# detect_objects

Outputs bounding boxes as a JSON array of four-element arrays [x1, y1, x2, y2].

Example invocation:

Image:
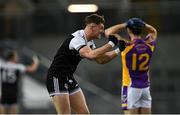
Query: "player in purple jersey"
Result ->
[[105, 18, 157, 114]]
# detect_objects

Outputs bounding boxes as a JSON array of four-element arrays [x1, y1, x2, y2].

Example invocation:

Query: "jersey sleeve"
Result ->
[[69, 37, 86, 51], [17, 64, 26, 72]]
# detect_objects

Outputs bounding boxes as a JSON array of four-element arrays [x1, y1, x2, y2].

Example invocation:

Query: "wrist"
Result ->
[[108, 41, 115, 47], [114, 48, 120, 55]]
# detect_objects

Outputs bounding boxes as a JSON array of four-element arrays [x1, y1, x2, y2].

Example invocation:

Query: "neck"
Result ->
[[129, 34, 141, 41], [84, 27, 92, 41]]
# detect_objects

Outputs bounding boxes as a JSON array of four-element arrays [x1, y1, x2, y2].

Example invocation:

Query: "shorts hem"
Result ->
[[128, 106, 151, 109], [49, 92, 69, 97], [69, 88, 81, 95]]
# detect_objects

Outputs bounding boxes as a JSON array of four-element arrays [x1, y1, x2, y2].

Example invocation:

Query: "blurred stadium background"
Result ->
[[0, 0, 180, 114]]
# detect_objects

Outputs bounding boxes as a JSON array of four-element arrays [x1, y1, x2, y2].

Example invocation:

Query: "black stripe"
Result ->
[[78, 45, 86, 52]]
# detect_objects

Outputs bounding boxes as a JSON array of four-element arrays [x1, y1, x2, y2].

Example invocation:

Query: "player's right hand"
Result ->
[[108, 35, 118, 45]]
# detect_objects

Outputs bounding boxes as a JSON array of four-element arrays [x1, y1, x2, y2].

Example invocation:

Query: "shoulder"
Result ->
[[70, 36, 85, 44], [69, 30, 86, 51], [14, 63, 26, 72], [144, 34, 157, 45], [71, 30, 86, 42], [6, 62, 26, 72]]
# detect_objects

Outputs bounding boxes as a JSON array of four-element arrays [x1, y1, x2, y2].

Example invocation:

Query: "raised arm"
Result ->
[[79, 36, 118, 60], [145, 24, 157, 42], [80, 35, 122, 64], [105, 23, 129, 42], [26, 56, 40, 73], [94, 35, 128, 64], [105, 23, 127, 37], [94, 48, 120, 64]]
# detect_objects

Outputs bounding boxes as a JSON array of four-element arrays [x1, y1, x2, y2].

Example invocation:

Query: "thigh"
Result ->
[[0, 104, 18, 114], [140, 108, 151, 114], [127, 87, 142, 110], [52, 94, 71, 114], [8, 105, 18, 114], [129, 108, 140, 114], [68, 74, 81, 95], [0, 106, 6, 114], [69, 89, 89, 114], [141, 87, 152, 108], [0, 96, 18, 114], [46, 74, 69, 96]]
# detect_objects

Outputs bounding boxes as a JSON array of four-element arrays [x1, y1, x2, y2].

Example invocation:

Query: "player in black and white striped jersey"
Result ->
[[0, 50, 39, 114], [46, 14, 121, 114]]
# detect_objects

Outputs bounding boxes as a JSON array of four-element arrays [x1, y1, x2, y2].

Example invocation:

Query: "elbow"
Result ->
[[96, 59, 106, 64], [152, 28, 158, 38], [87, 52, 99, 60], [26, 65, 38, 73], [154, 28, 157, 35], [95, 57, 111, 64], [151, 25, 157, 34], [105, 30, 113, 37], [26, 68, 36, 73], [99, 61, 107, 64]]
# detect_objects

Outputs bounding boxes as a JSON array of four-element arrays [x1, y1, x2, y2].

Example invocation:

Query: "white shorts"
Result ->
[[127, 87, 152, 109]]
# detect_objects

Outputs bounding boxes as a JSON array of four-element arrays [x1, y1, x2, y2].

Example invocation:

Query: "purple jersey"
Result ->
[[121, 37, 155, 88]]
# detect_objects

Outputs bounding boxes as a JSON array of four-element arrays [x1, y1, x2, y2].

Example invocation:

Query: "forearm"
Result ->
[[105, 23, 127, 37], [26, 56, 39, 72], [80, 36, 119, 60], [95, 49, 119, 64], [90, 43, 113, 59]]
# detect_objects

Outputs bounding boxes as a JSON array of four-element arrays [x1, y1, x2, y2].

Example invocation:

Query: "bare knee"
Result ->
[[129, 108, 139, 114], [71, 101, 90, 114], [58, 109, 71, 114], [140, 108, 151, 114], [74, 107, 90, 114]]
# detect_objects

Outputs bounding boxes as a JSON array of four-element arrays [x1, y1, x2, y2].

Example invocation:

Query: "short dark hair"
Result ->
[[85, 14, 105, 25], [126, 18, 145, 35], [4, 50, 16, 61]]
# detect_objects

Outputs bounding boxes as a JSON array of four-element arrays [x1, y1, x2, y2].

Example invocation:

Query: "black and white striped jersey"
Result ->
[[48, 30, 96, 75], [0, 60, 26, 98]]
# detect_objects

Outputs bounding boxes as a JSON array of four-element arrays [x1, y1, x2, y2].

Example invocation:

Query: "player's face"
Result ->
[[91, 23, 104, 39]]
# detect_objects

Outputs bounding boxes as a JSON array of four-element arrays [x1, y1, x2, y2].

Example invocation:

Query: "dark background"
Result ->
[[0, 0, 180, 114]]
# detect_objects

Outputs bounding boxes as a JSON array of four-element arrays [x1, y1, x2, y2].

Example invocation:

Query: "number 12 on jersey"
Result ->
[[132, 53, 150, 71]]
